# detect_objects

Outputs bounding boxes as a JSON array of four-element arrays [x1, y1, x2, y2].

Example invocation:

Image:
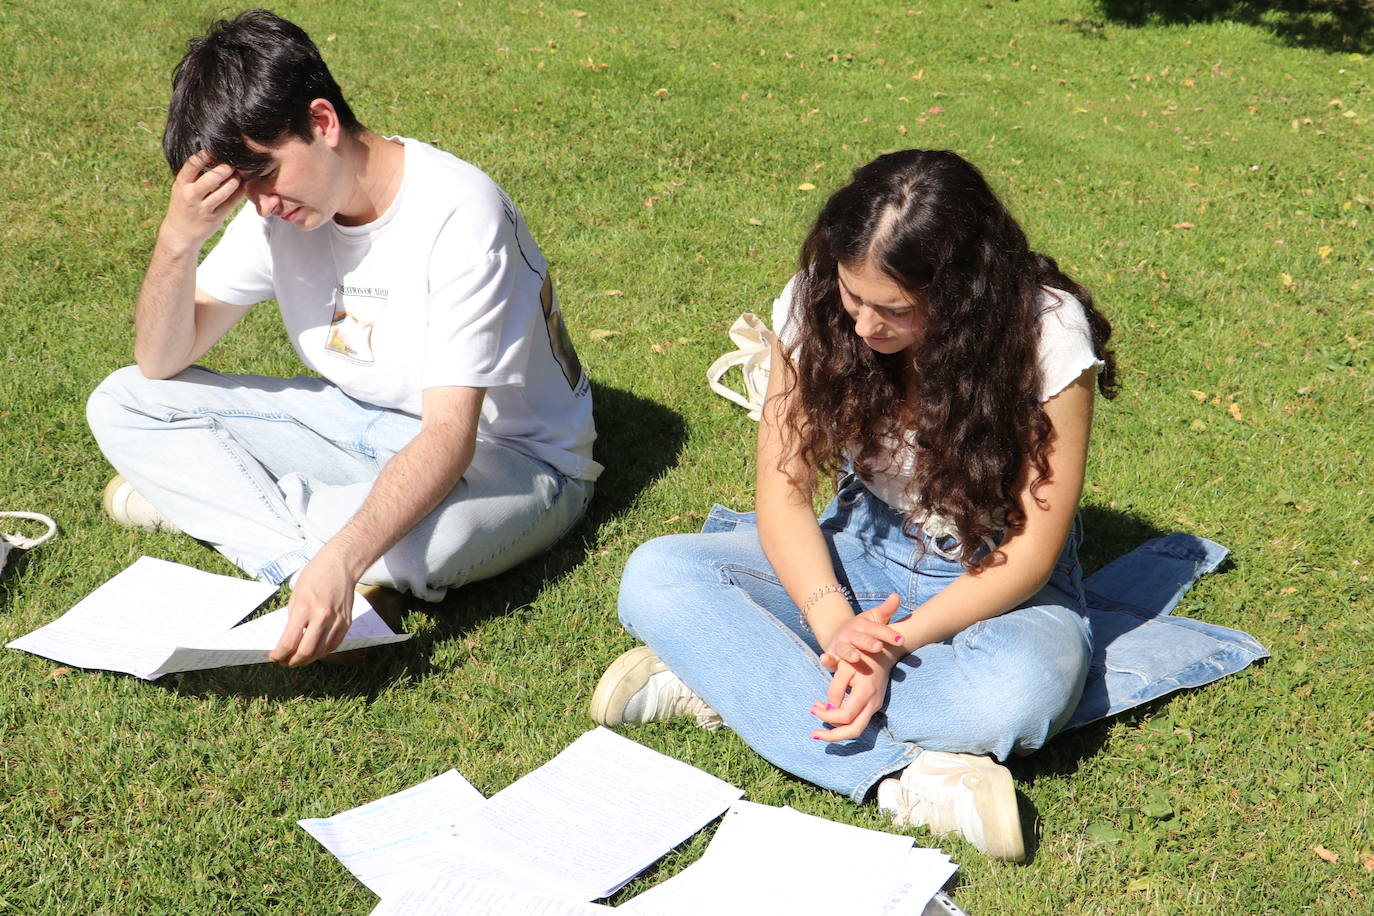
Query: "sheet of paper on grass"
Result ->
[[6, 555, 408, 679], [440, 727, 744, 901], [299, 770, 489, 898], [368, 875, 616, 916], [620, 800, 957, 916]]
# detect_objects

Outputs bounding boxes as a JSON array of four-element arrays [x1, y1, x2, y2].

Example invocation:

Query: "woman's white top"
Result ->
[[771, 278, 1104, 533]]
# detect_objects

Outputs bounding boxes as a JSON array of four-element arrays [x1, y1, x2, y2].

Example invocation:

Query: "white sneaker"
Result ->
[[102, 475, 180, 533], [589, 645, 722, 730], [877, 750, 1025, 861]]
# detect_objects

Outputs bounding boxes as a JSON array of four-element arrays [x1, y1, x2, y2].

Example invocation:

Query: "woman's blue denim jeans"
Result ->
[[617, 475, 1093, 802], [86, 365, 592, 600]]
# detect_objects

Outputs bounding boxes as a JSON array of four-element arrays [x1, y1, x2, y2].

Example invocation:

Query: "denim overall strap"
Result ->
[[1064, 533, 1269, 730]]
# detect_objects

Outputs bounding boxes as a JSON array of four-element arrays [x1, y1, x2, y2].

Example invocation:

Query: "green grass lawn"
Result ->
[[1, 0, 1371, 912]]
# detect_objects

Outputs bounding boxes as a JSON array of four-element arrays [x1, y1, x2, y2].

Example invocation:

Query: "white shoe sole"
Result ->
[[954, 753, 1024, 862], [588, 645, 663, 727], [101, 475, 180, 533], [879, 753, 1025, 862]]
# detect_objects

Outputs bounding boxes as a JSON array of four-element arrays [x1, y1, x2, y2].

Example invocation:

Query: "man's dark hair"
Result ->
[[162, 9, 361, 173]]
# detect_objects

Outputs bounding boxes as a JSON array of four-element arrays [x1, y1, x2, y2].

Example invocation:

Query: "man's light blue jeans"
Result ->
[[617, 474, 1093, 802], [87, 366, 592, 600]]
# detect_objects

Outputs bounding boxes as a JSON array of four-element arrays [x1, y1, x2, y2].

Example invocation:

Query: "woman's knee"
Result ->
[[932, 606, 1090, 753], [617, 534, 725, 634]]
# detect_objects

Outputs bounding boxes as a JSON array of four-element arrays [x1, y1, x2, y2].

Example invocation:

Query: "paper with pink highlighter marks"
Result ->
[[6, 556, 408, 679], [299, 770, 491, 898]]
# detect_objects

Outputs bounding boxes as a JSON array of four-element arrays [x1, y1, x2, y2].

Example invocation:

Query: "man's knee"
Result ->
[[86, 365, 149, 439]]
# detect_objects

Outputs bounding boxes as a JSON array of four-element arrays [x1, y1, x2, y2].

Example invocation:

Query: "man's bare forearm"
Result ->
[[135, 152, 247, 379], [319, 421, 477, 579], [134, 235, 201, 378]]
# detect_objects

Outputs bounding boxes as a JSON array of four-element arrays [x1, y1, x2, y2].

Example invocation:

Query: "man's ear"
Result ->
[[307, 98, 342, 146]]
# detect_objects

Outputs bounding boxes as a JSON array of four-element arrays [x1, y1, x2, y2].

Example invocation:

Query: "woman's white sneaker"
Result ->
[[877, 750, 1025, 862], [589, 645, 722, 729]]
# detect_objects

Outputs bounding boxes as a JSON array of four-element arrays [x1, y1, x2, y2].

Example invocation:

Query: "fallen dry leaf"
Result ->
[[1362, 854, 1374, 873], [1228, 402, 1242, 421], [747, 217, 764, 226], [1173, 222, 1194, 229], [650, 343, 663, 353], [49, 667, 71, 679], [1281, 273, 1295, 287], [1318, 245, 1333, 260], [602, 289, 624, 297], [797, 182, 816, 191], [588, 329, 619, 340], [1189, 389, 1207, 402], [653, 87, 668, 97], [1282, 586, 1298, 595], [1313, 845, 1340, 864]]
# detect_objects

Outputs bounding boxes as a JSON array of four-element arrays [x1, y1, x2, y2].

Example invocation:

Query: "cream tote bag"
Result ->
[[705, 312, 777, 422]]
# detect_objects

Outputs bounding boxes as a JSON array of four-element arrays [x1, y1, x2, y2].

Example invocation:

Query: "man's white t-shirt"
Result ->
[[771, 275, 1103, 518], [197, 137, 600, 482]]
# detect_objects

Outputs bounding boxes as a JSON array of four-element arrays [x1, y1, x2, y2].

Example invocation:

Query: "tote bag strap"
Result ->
[[0, 512, 58, 550], [706, 312, 777, 422]]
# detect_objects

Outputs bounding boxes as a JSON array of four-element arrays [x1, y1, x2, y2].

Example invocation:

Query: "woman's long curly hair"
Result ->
[[781, 149, 1117, 567]]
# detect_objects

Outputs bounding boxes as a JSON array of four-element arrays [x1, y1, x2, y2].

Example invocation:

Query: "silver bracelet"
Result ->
[[798, 583, 852, 631]]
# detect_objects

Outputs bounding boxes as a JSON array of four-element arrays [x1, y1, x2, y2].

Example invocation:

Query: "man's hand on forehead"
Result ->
[[160, 149, 246, 249]]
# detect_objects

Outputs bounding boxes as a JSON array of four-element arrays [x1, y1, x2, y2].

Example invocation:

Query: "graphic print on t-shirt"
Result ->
[[539, 274, 584, 392], [324, 284, 389, 365]]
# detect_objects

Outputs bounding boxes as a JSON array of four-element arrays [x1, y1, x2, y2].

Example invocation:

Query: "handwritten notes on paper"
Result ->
[[300, 729, 960, 914], [6, 556, 409, 678], [299, 770, 488, 898], [301, 728, 742, 906], [369, 876, 616, 916], [443, 728, 745, 901], [620, 800, 958, 915]]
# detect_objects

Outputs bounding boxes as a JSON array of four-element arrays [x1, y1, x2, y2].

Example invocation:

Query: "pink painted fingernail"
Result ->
[[826, 703, 835, 710], [894, 634, 903, 644]]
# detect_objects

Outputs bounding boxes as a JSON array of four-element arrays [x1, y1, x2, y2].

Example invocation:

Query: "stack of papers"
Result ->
[[621, 801, 957, 915], [6, 556, 410, 678], [298, 728, 960, 915], [300, 728, 743, 906]]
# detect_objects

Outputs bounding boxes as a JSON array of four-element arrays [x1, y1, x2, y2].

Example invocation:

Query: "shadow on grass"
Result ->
[[1090, 0, 1374, 53], [165, 382, 687, 701], [0, 550, 37, 614]]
